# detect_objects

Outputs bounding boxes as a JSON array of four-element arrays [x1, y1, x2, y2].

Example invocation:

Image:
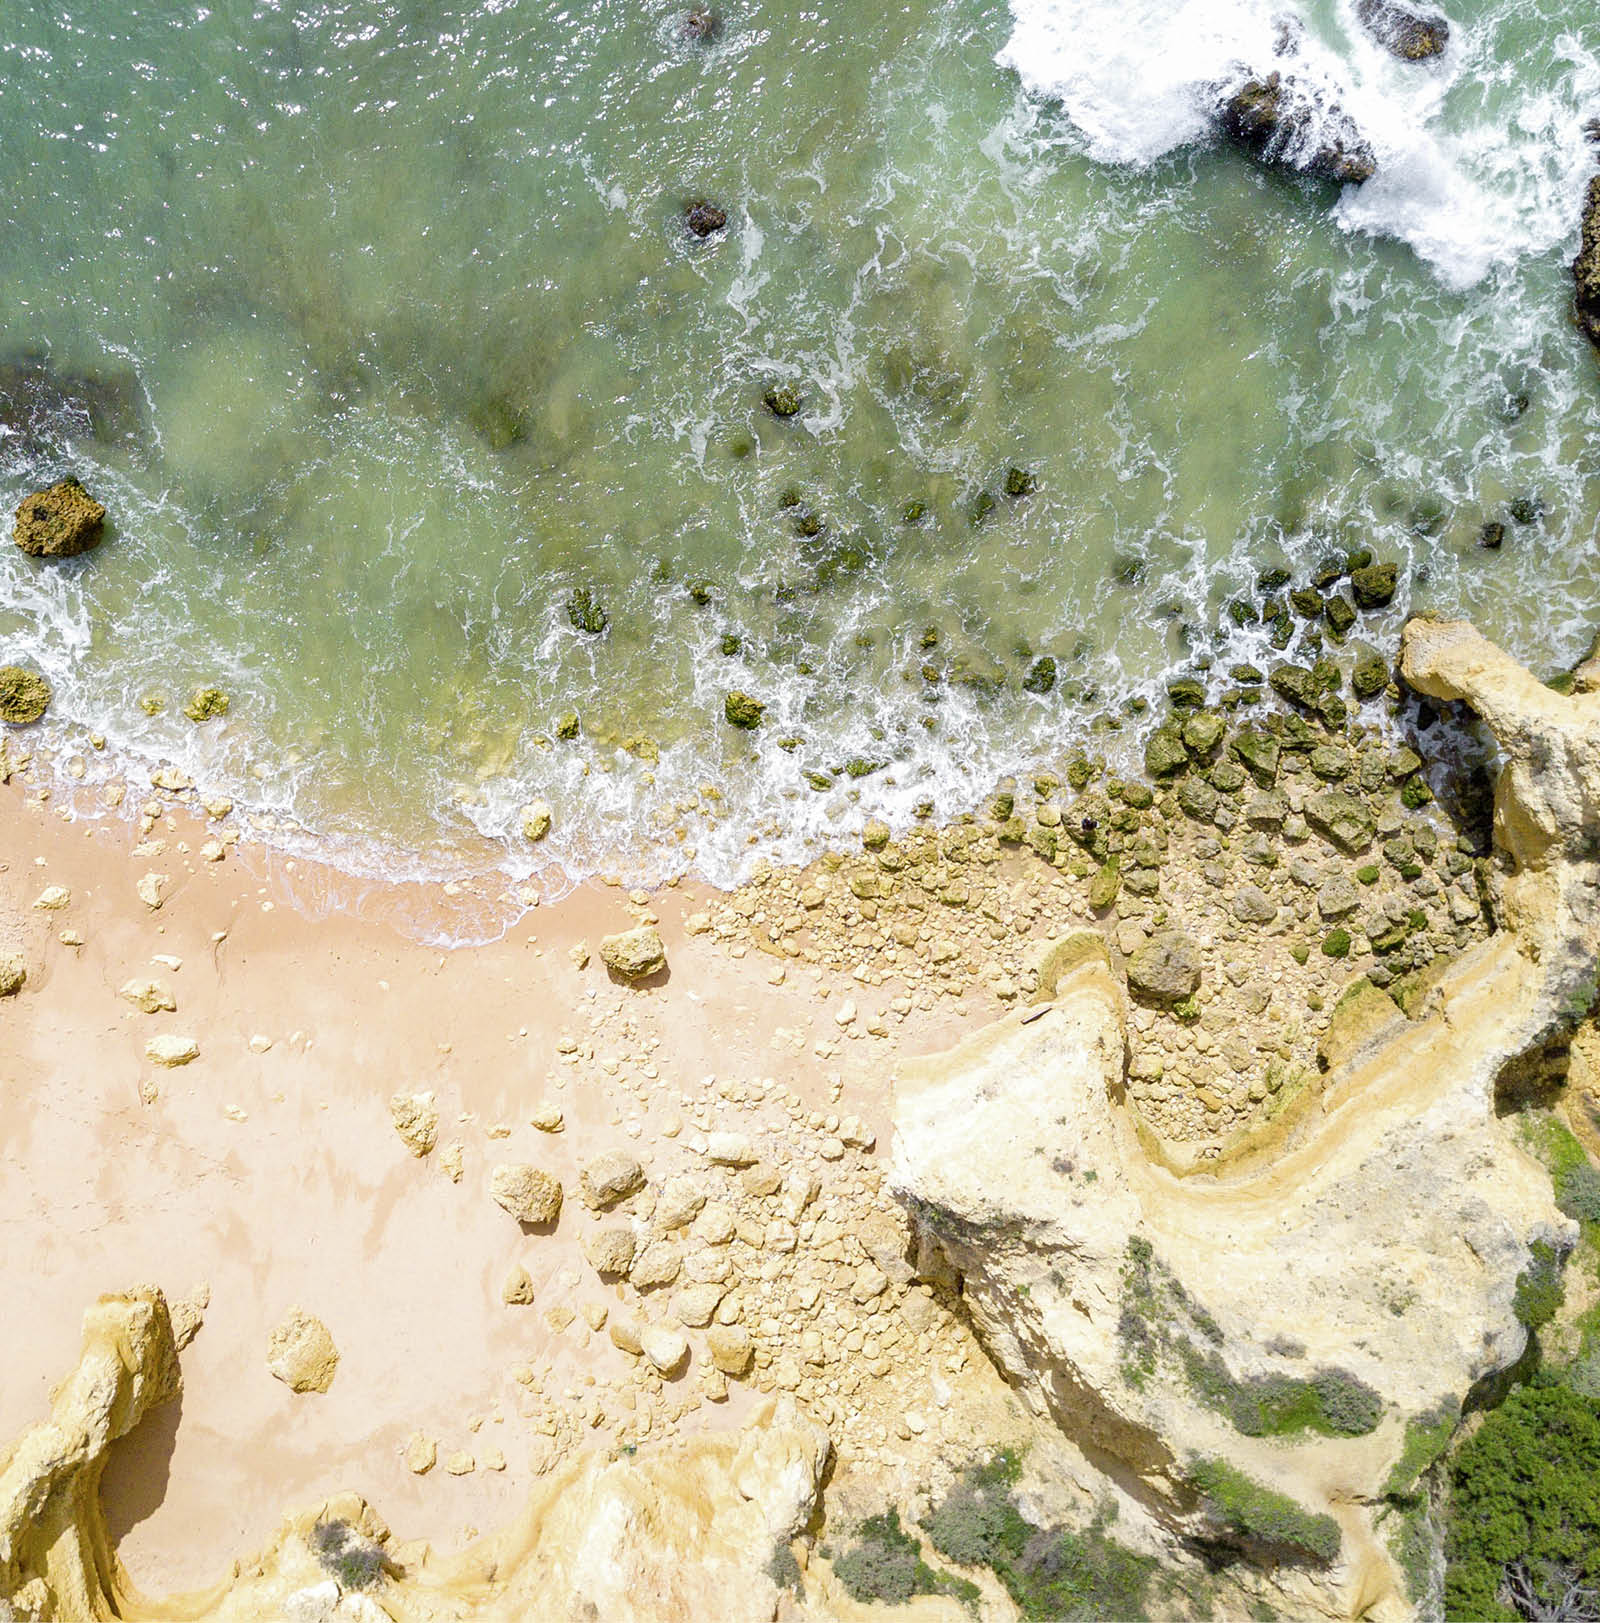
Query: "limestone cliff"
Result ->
[[892, 619, 1600, 1619]]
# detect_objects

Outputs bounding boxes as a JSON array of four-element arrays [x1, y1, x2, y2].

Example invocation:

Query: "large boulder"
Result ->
[[13, 476, 105, 558], [1576, 173, 1600, 353], [1356, 0, 1449, 59], [1217, 73, 1376, 185], [599, 925, 667, 981]]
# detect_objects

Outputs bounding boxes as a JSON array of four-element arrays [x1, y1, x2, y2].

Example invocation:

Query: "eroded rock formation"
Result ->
[[1575, 174, 1600, 352], [892, 618, 1600, 1619]]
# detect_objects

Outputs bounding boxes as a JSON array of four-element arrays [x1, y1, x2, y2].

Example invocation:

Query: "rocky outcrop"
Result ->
[[13, 477, 105, 559], [2, 1298, 828, 1623], [892, 619, 1599, 1618], [0, 667, 51, 725], [1356, 0, 1449, 60], [0, 1288, 180, 1621], [0, 357, 143, 460], [1575, 174, 1600, 352], [1217, 73, 1377, 186]]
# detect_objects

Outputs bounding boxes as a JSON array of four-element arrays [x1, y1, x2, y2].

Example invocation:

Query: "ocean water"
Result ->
[[0, 0, 1596, 898]]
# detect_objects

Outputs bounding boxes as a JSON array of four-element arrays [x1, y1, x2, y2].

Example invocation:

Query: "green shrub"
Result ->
[[924, 1454, 1155, 1621], [833, 1508, 977, 1608], [767, 1542, 802, 1593], [1187, 1458, 1341, 1565], [1444, 1378, 1600, 1621], [1513, 1240, 1567, 1331], [1181, 1348, 1382, 1438], [309, 1519, 386, 1590], [1383, 1399, 1458, 1504]]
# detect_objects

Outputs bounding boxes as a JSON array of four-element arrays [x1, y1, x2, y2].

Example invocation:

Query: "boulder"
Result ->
[[599, 924, 667, 981], [1356, 0, 1448, 59], [520, 800, 552, 842], [640, 1325, 689, 1375], [684, 200, 726, 237], [1350, 561, 1397, 608], [390, 1091, 439, 1157], [1576, 174, 1600, 353], [265, 1307, 338, 1394], [1125, 930, 1202, 1003], [706, 1323, 753, 1375], [13, 476, 105, 558], [0, 666, 50, 725], [489, 1163, 563, 1225], [581, 1149, 645, 1209], [723, 690, 765, 729], [1305, 789, 1374, 853], [183, 687, 229, 722], [1217, 73, 1376, 186], [583, 1225, 637, 1277]]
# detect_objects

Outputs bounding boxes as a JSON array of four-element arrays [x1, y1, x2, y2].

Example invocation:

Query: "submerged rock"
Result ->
[[1356, 0, 1448, 59], [682, 6, 721, 39], [0, 665, 51, 724], [1575, 174, 1600, 352], [566, 586, 609, 635], [13, 476, 105, 558], [684, 199, 727, 238], [761, 383, 801, 418], [0, 356, 143, 458], [1217, 73, 1376, 185]]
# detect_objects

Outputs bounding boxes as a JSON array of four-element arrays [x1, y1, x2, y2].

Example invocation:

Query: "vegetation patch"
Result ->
[[1444, 1376, 1600, 1621], [832, 1507, 980, 1609], [1513, 1239, 1568, 1332], [923, 1451, 1156, 1621], [1180, 1348, 1382, 1438], [1383, 1399, 1459, 1504], [1187, 1457, 1341, 1566], [309, 1518, 386, 1590]]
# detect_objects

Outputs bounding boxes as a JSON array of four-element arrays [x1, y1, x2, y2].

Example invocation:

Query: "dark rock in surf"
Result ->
[[0, 356, 143, 460], [14, 476, 105, 558], [1356, 0, 1449, 61], [1574, 175, 1600, 352], [1217, 73, 1376, 186], [685, 200, 727, 238], [683, 8, 721, 41]]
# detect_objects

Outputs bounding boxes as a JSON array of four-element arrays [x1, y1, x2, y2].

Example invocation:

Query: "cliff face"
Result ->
[[892, 619, 1600, 1619]]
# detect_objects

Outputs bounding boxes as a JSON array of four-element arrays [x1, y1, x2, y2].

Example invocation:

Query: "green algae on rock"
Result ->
[[0, 665, 51, 724], [183, 686, 230, 722], [724, 690, 765, 728], [13, 476, 105, 558]]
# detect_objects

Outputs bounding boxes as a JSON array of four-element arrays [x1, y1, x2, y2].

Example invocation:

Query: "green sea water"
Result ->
[[0, 0, 1595, 898]]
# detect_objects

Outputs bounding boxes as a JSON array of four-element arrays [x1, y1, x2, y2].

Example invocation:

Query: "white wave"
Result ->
[[998, 0, 1600, 288]]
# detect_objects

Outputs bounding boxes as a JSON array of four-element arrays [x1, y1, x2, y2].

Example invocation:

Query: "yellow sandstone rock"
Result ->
[[265, 1308, 339, 1394]]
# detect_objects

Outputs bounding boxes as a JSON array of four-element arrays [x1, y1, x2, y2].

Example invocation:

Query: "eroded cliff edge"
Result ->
[[2, 616, 1597, 1623]]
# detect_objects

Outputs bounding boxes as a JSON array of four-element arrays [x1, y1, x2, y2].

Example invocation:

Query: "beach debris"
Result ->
[[488, 1162, 563, 1225], [0, 666, 51, 725], [266, 1307, 339, 1394], [390, 1091, 439, 1157], [13, 476, 105, 558], [599, 924, 667, 981]]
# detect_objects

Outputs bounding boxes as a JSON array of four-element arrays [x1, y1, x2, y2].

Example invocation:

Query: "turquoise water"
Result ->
[[0, 0, 1596, 893]]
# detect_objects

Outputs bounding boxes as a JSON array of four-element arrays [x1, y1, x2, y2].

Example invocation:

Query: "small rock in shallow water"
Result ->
[[0, 666, 51, 725], [684, 199, 727, 237]]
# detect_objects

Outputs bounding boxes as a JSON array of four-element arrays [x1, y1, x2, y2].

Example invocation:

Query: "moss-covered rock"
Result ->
[[724, 690, 766, 728], [762, 383, 801, 418], [1350, 561, 1398, 608], [566, 586, 608, 634], [1144, 726, 1188, 779], [1325, 594, 1357, 636], [0, 665, 51, 724], [13, 476, 105, 558], [1002, 465, 1036, 497], [184, 686, 229, 723], [1181, 709, 1226, 758], [1351, 645, 1389, 699], [1230, 727, 1280, 784], [1269, 664, 1319, 710], [1021, 655, 1056, 695], [1305, 789, 1374, 854], [555, 710, 580, 739]]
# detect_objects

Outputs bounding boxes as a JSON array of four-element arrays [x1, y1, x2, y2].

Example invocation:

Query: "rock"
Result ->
[[1576, 174, 1600, 353], [640, 1325, 689, 1375], [583, 1225, 638, 1276], [656, 1174, 707, 1229], [861, 818, 890, 851], [706, 1131, 756, 1166], [671, 1283, 724, 1327], [706, 1323, 753, 1375], [1352, 644, 1389, 699], [1125, 930, 1202, 1004], [1181, 710, 1226, 757], [1317, 874, 1361, 919], [404, 1432, 437, 1474], [265, 1308, 339, 1394], [136, 872, 168, 910], [0, 1288, 179, 1621], [566, 586, 608, 634], [1305, 789, 1374, 854], [1230, 884, 1277, 925], [723, 690, 765, 729], [520, 800, 552, 841], [684, 199, 727, 237], [32, 885, 70, 910], [120, 978, 175, 1014], [1356, 0, 1448, 59], [1350, 561, 1397, 608], [1217, 73, 1377, 185], [145, 1035, 198, 1067], [0, 359, 143, 459], [444, 1450, 475, 1475], [13, 476, 105, 558], [629, 1241, 682, 1289], [531, 1100, 564, 1132], [1021, 655, 1055, 694], [489, 1163, 564, 1226], [389, 1091, 439, 1157], [683, 7, 721, 40], [1230, 728, 1280, 784], [1318, 978, 1407, 1071], [183, 687, 229, 722], [1268, 663, 1319, 710], [581, 1149, 645, 1209], [599, 925, 667, 981], [439, 1141, 464, 1183], [762, 384, 801, 418], [0, 953, 24, 996], [502, 1266, 535, 1306], [0, 666, 50, 725], [609, 1317, 645, 1355], [1143, 726, 1188, 778]]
